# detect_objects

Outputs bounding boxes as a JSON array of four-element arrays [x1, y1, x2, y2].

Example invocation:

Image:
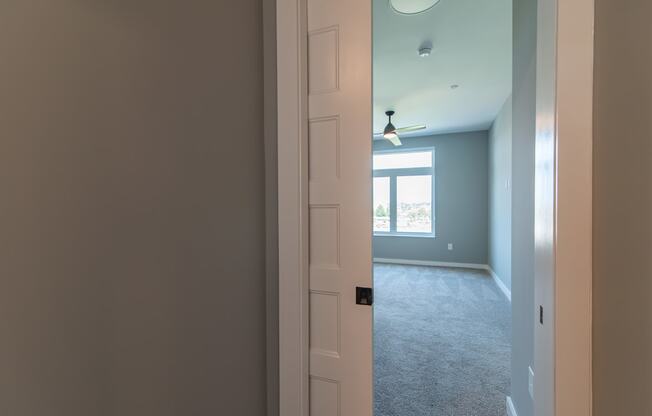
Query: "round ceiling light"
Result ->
[[390, 0, 442, 15]]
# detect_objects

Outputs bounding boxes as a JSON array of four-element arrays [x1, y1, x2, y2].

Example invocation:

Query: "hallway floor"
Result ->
[[374, 263, 511, 416]]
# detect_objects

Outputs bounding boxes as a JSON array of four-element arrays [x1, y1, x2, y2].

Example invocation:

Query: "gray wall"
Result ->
[[373, 132, 489, 265], [592, 0, 652, 414], [0, 2, 267, 415], [488, 96, 513, 290], [510, 0, 536, 414]]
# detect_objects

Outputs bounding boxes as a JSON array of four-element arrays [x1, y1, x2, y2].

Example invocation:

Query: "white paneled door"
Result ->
[[307, 0, 373, 415]]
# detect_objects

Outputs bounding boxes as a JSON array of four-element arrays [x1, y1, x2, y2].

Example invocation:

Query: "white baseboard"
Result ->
[[374, 258, 512, 302], [373, 257, 488, 270], [506, 396, 518, 416], [487, 266, 512, 302]]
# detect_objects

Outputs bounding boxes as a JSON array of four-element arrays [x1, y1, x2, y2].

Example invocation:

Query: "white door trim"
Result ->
[[534, 0, 594, 415], [276, 0, 594, 415], [277, 0, 309, 415]]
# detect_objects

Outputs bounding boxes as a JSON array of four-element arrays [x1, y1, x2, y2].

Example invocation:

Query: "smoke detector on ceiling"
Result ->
[[418, 41, 434, 57], [390, 0, 442, 15]]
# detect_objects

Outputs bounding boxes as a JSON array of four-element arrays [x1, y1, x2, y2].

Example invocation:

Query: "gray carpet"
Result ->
[[374, 264, 511, 416]]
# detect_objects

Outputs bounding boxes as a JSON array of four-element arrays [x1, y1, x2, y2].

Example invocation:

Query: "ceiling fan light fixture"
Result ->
[[390, 0, 441, 15], [383, 110, 397, 138], [383, 123, 396, 137], [374, 110, 423, 146]]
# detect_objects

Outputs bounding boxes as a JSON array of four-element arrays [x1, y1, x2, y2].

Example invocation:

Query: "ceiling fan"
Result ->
[[374, 110, 426, 146]]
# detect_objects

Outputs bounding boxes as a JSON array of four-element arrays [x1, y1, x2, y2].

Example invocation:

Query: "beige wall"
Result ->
[[593, 0, 652, 414], [0, 1, 267, 415]]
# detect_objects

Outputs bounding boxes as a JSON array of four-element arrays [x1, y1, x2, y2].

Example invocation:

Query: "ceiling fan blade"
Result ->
[[395, 125, 426, 133], [387, 134, 402, 146]]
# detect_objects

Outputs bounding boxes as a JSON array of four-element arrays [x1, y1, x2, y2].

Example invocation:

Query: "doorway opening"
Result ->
[[372, 0, 515, 414], [276, 0, 594, 413]]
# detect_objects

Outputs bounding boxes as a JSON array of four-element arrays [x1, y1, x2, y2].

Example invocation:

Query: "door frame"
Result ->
[[275, 0, 594, 415], [277, 1, 309, 415]]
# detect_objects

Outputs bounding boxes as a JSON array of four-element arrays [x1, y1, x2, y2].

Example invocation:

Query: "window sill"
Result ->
[[373, 233, 436, 239]]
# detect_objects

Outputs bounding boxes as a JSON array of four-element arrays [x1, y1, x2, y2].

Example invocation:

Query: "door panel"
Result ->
[[307, 0, 373, 415]]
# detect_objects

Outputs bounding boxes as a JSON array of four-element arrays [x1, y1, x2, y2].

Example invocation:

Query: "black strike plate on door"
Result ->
[[356, 287, 373, 306], [539, 305, 544, 324]]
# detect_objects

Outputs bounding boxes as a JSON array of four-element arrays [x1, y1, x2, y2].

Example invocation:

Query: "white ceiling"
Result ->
[[373, 0, 512, 137]]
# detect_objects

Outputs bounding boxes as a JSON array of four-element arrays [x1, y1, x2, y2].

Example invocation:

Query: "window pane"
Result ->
[[397, 175, 432, 233], [373, 151, 432, 170], [373, 177, 390, 232]]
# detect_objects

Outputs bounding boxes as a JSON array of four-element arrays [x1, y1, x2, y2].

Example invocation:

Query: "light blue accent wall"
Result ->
[[373, 131, 489, 265], [489, 95, 513, 290]]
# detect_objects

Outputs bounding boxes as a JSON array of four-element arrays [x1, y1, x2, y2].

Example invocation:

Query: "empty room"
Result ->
[[372, 0, 514, 414]]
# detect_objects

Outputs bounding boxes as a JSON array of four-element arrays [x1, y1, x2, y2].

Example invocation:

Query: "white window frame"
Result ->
[[373, 147, 436, 238]]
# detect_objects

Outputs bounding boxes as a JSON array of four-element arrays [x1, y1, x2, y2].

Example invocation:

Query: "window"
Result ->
[[397, 175, 432, 233], [373, 149, 435, 236], [373, 177, 390, 232]]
